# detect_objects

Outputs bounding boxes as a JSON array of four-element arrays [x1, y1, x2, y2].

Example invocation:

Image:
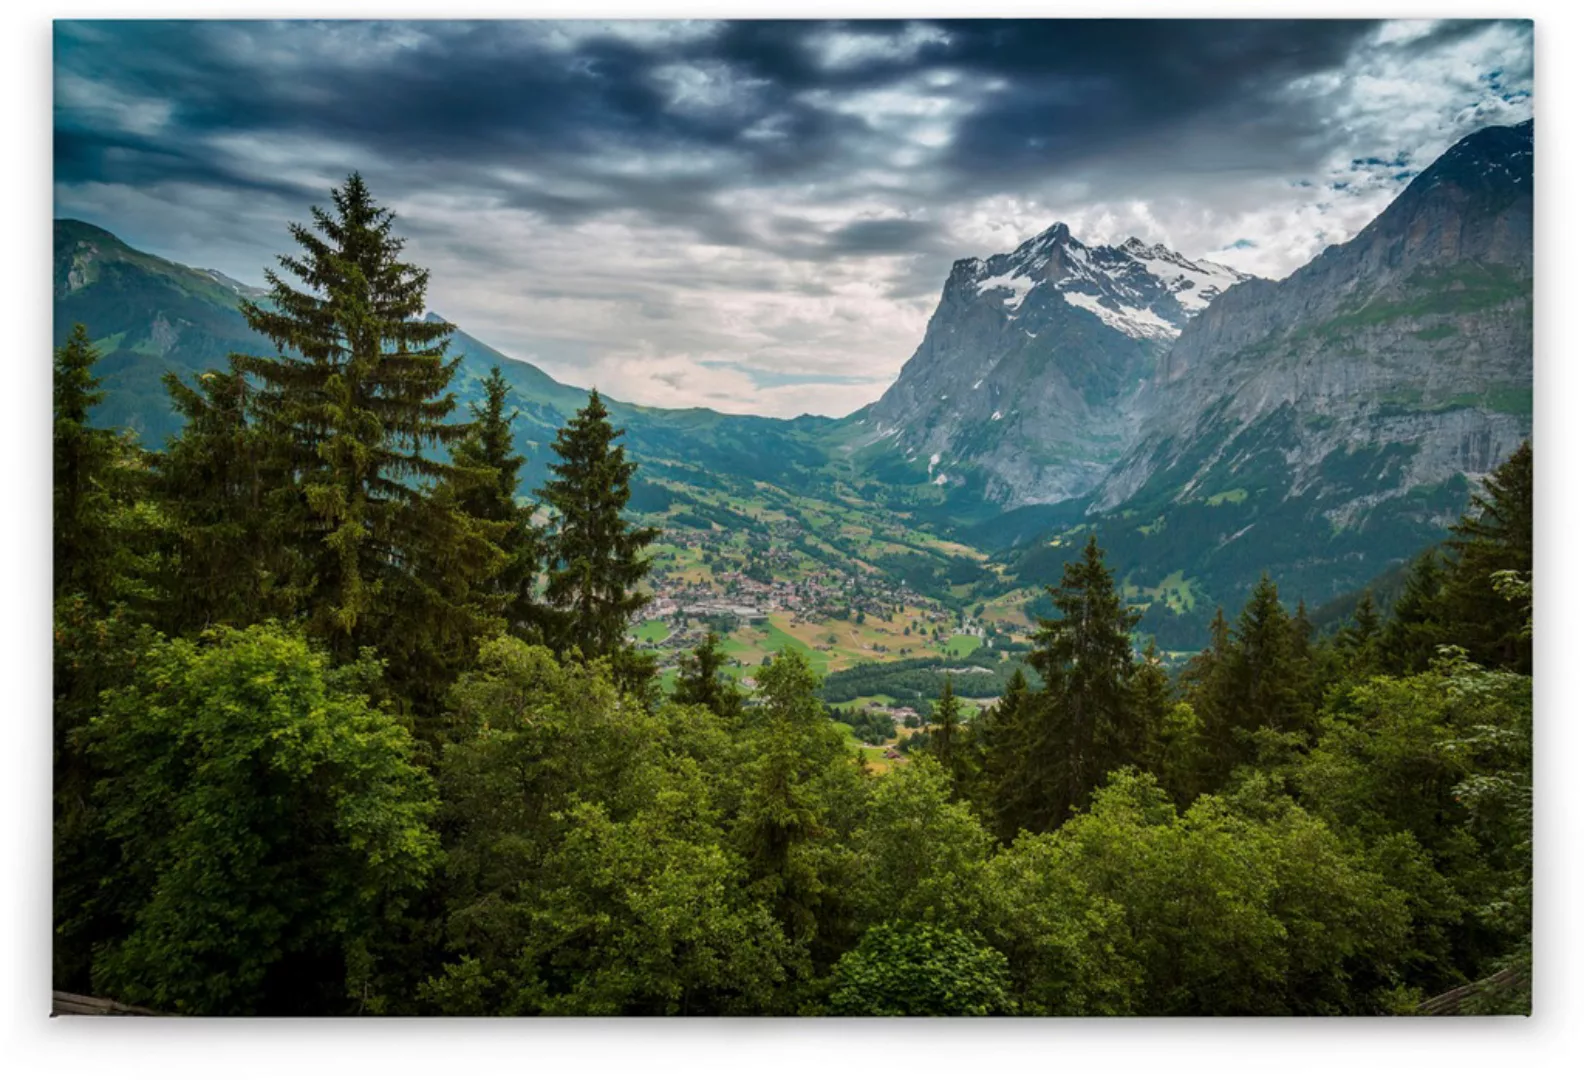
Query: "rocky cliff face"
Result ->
[[1001, 119, 1536, 646], [1095, 119, 1533, 526], [850, 223, 1250, 507]]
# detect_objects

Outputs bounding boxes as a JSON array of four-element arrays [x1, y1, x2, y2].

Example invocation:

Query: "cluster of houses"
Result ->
[[638, 553, 950, 638], [629, 513, 1029, 672]]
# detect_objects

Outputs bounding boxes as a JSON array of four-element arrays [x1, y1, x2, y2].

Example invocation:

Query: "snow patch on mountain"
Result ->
[[976, 271, 1036, 311], [1117, 238, 1247, 315], [1063, 290, 1178, 342], [957, 222, 1255, 342]]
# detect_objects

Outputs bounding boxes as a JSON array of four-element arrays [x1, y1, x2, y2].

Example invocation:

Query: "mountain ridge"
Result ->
[[844, 222, 1255, 510]]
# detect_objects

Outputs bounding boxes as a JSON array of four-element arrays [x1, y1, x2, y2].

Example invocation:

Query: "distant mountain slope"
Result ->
[[846, 223, 1252, 509], [54, 219, 272, 445], [52, 219, 842, 496], [1007, 119, 1533, 646]]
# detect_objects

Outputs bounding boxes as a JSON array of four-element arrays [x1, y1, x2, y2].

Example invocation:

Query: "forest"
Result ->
[[53, 175, 1532, 1016]]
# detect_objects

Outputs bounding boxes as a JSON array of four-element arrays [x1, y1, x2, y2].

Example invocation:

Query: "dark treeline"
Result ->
[[53, 175, 1531, 1016], [819, 649, 1027, 705]]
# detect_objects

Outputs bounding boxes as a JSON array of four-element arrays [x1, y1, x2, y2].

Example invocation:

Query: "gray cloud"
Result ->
[[54, 18, 1533, 417]]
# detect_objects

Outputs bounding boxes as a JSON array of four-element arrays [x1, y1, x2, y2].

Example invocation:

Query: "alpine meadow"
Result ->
[[50, 18, 1534, 1017]]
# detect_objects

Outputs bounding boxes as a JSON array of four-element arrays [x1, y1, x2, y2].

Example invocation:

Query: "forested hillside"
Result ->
[[53, 175, 1531, 1016]]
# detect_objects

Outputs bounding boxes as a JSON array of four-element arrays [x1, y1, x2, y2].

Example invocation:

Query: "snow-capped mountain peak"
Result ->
[[956, 224, 1254, 341]]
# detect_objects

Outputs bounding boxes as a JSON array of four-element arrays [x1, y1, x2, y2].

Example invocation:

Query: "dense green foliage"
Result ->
[[51, 177, 1531, 1016], [82, 625, 438, 1015], [828, 923, 1012, 1016]]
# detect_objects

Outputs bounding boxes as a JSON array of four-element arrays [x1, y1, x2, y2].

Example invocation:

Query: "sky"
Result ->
[[53, 18, 1534, 418]]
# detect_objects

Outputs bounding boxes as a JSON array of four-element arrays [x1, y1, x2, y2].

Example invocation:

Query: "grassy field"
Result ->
[[1122, 569, 1199, 615], [633, 619, 671, 645], [978, 587, 1041, 630], [761, 618, 830, 675], [828, 694, 899, 709], [944, 633, 983, 658]]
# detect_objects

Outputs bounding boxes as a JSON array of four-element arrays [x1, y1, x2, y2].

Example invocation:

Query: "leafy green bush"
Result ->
[[828, 923, 1013, 1016], [83, 624, 439, 1015]]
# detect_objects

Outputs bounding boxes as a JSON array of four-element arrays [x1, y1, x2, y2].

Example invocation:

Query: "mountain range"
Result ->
[[52, 119, 1533, 648]]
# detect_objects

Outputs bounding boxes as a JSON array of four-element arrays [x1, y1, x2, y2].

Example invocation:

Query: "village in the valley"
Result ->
[[623, 500, 1039, 764]]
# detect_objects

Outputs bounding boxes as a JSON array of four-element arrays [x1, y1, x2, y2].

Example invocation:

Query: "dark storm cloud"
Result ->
[[54, 18, 1438, 255], [53, 18, 1534, 416], [57, 20, 854, 230], [932, 20, 1377, 177], [823, 218, 944, 256]]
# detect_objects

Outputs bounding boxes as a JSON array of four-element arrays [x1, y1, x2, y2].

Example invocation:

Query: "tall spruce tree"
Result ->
[[232, 173, 504, 701], [1129, 639, 1172, 777], [153, 366, 278, 633], [1291, 599, 1314, 664], [54, 324, 109, 607], [1337, 593, 1384, 675], [739, 651, 828, 948], [1379, 550, 1449, 675], [978, 666, 1034, 842], [673, 631, 744, 718], [451, 365, 542, 639], [1180, 606, 1238, 792], [928, 676, 969, 798], [536, 389, 660, 689], [1438, 441, 1533, 673], [54, 324, 151, 611], [1226, 574, 1311, 741], [53, 324, 159, 992], [1019, 535, 1141, 831]]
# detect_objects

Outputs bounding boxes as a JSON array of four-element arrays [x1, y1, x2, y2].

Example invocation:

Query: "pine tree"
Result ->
[[153, 366, 278, 633], [1291, 599, 1314, 663], [1344, 593, 1382, 644], [52, 324, 159, 990], [1129, 638, 1172, 776], [978, 666, 1034, 842], [536, 389, 660, 689], [1289, 597, 1326, 717], [1438, 442, 1532, 673], [232, 173, 504, 701], [1019, 535, 1141, 830], [739, 652, 828, 946], [1379, 550, 1448, 674], [451, 366, 542, 639], [1181, 606, 1238, 791], [1226, 574, 1310, 739], [54, 324, 151, 610], [673, 631, 744, 718], [928, 676, 972, 797], [1336, 593, 1384, 674]]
